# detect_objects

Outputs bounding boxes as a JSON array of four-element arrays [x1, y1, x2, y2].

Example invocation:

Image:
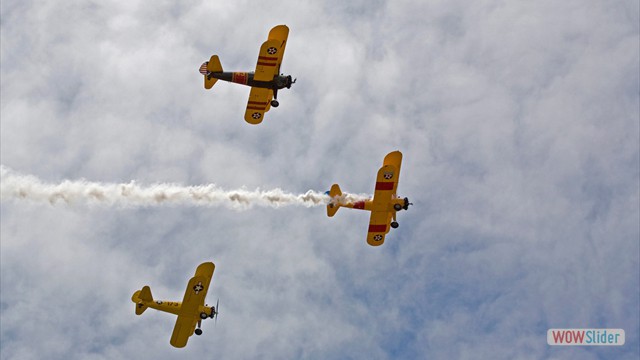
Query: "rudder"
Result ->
[[131, 286, 153, 315], [203, 55, 223, 89], [327, 184, 342, 217]]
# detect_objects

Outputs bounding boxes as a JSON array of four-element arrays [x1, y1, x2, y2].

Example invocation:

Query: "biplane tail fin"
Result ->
[[132, 285, 153, 315], [202, 55, 223, 89], [326, 184, 342, 217]]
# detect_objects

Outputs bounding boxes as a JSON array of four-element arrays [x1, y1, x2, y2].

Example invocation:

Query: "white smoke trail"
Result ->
[[0, 166, 368, 210]]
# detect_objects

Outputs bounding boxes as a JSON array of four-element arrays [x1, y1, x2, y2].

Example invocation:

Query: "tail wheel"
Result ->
[[195, 329, 203, 336], [391, 221, 399, 229]]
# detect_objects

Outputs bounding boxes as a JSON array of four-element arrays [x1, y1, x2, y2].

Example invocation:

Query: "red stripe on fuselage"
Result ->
[[375, 182, 394, 191], [352, 201, 365, 209], [232, 72, 248, 84], [368, 224, 387, 233]]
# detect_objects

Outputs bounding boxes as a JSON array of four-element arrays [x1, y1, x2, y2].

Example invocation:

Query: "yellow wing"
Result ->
[[253, 25, 289, 81], [170, 315, 198, 348], [366, 151, 403, 246], [267, 25, 289, 75], [367, 211, 392, 246], [381, 151, 402, 193], [169, 262, 215, 348], [254, 39, 281, 81], [371, 164, 398, 208], [244, 87, 273, 125]]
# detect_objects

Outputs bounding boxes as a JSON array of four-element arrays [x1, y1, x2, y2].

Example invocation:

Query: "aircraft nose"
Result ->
[[403, 197, 412, 210]]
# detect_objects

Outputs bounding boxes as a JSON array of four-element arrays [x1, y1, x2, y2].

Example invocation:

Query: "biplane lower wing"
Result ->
[[244, 87, 273, 124], [170, 315, 198, 348]]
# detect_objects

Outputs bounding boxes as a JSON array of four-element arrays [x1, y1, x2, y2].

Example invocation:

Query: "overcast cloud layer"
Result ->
[[1, 1, 639, 359]]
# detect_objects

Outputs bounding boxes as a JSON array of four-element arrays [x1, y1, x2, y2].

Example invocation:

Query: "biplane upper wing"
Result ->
[[244, 87, 273, 124], [267, 25, 289, 75], [253, 25, 289, 81], [381, 151, 402, 193], [169, 262, 215, 348], [366, 151, 403, 246], [253, 39, 281, 81]]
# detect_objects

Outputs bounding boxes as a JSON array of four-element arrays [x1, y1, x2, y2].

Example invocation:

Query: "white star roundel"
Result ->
[[383, 172, 394, 180], [193, 282, 204, 294], [373, 234, 383, 241], [252, 112, 262, 119], [267, 47, 277, 55]]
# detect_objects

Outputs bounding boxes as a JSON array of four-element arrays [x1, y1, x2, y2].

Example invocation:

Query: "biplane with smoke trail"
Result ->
[[199, 24, 295, 125], [326, 151, 412, 246], [131, 262, 219, 348]]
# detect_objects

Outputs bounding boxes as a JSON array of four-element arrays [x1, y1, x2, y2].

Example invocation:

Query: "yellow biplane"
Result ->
[[327, 151, 412, 246], [131, 262, 219, 348], [199, 24, 295, 125]]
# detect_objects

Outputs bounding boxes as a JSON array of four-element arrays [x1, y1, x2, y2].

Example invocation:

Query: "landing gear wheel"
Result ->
[[391, 221, 399, 229], [394, 204, 402, 211], [200, 312, 208, 319], [195, 329, 203, 336], [270, 100, 279, 107]]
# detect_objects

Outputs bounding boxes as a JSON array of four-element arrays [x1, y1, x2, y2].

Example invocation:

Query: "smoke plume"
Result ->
[[0, 166, 367, 210]]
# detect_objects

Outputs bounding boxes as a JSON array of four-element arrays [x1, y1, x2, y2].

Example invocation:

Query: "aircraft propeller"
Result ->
[[213, 298, 220, 326], [403, 197, 413, 211]]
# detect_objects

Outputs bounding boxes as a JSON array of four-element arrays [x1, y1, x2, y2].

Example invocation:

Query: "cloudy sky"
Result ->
[[1, 0, 638, 359]]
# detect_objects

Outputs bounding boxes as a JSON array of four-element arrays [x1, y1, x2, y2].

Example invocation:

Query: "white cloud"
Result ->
[[1, 0, 638, 359]]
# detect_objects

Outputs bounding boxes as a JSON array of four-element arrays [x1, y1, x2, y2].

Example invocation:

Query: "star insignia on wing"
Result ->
[[193, 282, 204, 294]]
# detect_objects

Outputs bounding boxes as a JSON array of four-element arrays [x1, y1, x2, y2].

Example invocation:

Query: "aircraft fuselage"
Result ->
[[209, 72, 294, 91], [336, 196, 411, 213], [140, 299, 215, 317]]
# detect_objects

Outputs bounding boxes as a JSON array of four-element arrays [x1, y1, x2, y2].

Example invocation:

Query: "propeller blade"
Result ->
[[215, 298, 220, 326]]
